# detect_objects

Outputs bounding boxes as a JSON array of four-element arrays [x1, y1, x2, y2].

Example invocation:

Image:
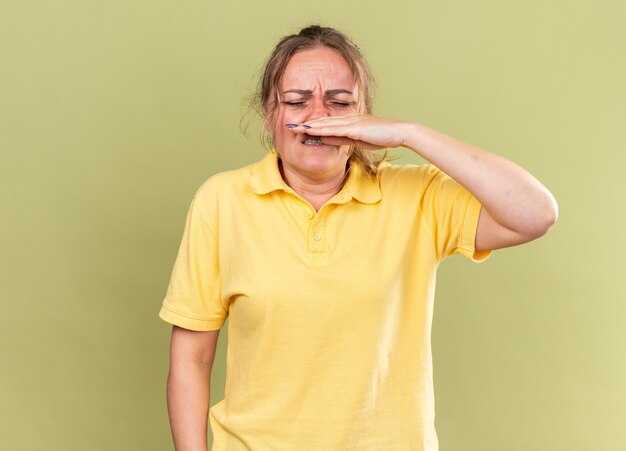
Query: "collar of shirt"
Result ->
[[248, 151, 382, 205]]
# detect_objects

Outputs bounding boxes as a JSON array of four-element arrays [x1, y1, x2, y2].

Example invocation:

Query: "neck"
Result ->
[[279, 161, 348, 211]]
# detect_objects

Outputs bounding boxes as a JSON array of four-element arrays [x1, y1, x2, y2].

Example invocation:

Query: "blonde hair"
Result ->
[[247, 25, 386, 175]]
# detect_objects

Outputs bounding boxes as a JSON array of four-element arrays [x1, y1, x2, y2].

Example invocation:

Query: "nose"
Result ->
[[307, 96, 330, 120]]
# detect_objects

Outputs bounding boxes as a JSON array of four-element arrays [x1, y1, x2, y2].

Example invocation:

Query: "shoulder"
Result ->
[[193, 160, 257, 202], [188, 159, 259, 221]]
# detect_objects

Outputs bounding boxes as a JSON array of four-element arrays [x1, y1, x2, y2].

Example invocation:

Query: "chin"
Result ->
[[296, 149, 345, 173]]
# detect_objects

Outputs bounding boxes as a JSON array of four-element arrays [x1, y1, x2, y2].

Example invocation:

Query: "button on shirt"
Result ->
[[159, 151, 492, 450]]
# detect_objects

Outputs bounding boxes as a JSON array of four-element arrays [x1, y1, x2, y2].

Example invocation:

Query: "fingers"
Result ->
[[285, 122, 364, 140], [316, 135, 352, 146], [285, 114, 366, 134], [283, 114, 390, 150], [318, 136, 385, 150], [305, 114, 361, 128]]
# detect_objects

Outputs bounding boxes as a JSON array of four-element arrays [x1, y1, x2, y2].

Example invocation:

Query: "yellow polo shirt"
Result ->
[[159, 151, 492, 451]]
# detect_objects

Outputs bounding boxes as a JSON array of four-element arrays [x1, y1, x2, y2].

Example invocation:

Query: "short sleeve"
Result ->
[[158, 195, 228, 331], [419, 165, 492, 263]]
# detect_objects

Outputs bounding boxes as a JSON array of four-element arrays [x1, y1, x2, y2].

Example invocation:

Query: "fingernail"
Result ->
[[302, 124, 312, 129], [285, 123, 299, 128]]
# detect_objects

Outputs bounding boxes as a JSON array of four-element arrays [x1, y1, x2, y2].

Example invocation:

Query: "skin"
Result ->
[[166, 44, 559, 451], [167, 326, 220, 451]]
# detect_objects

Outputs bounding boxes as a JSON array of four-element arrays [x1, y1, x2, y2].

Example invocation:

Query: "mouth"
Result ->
[[301, 133, 324, 145]]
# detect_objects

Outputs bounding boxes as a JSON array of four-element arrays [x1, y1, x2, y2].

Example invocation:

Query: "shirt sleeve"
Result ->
[[418, 165, 493, 263], [158, 194, 228, 331]]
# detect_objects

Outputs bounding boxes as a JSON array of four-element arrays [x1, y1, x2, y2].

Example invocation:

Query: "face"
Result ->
[[266, 46, 358, 180]]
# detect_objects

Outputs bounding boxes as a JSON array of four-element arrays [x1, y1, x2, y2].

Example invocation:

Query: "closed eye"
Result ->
[[281, 100, 354, 107]]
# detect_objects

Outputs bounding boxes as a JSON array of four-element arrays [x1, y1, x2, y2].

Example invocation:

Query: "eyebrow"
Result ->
[[282, 89, 354, 96]]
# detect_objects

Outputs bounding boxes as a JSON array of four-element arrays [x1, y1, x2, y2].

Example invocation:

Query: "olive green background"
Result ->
[[1, 0, 624, 450]]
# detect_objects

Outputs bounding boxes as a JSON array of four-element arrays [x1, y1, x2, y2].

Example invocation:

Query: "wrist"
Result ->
[[400, 121, 421, 152]]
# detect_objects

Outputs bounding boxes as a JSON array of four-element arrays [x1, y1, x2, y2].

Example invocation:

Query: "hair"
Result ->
[[246, 25, 387, 176]]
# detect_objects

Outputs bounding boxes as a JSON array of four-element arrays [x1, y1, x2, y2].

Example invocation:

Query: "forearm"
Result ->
[[402, 122, 558, 236], [167, 361, 212, 451]]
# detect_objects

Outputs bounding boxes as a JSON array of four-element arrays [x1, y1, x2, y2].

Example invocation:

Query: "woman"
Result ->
[[159, 25, 558, 451]]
